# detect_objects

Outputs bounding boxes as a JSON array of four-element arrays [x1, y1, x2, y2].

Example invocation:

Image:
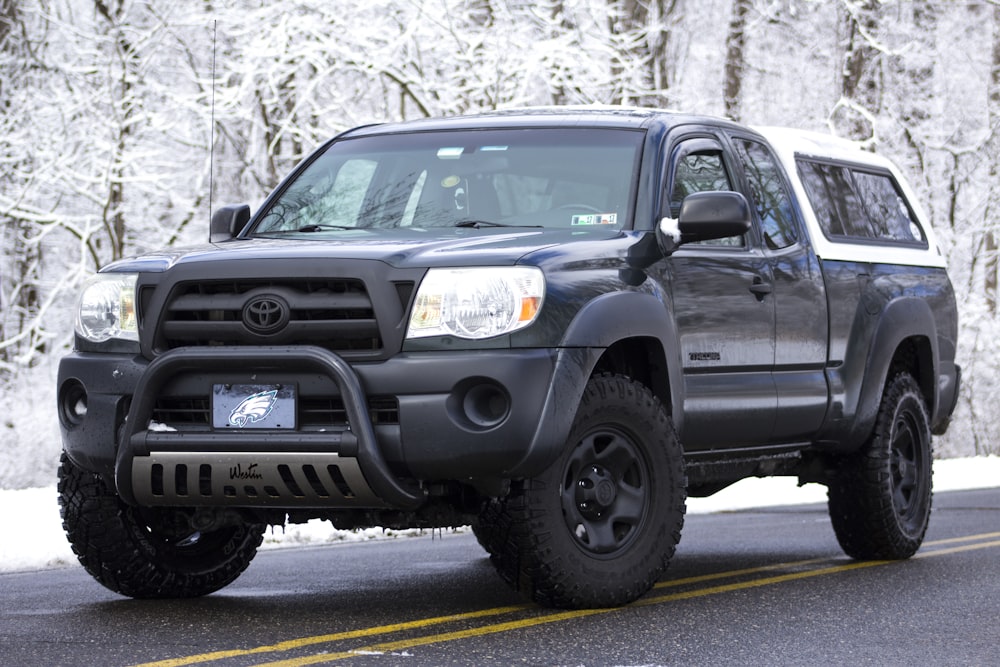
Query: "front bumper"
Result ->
[[58, 344, 594, 509]]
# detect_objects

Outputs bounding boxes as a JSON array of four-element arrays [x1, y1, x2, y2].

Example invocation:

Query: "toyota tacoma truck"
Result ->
[[57, 107, 960, 609]]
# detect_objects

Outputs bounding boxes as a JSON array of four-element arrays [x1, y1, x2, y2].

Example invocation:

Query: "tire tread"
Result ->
[[58, 453, 263, 598]]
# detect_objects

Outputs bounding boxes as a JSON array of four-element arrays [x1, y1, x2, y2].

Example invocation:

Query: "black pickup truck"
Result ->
[[57, 108, 960, 609]]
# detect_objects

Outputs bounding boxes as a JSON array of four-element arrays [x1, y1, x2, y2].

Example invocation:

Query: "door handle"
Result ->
[[749, 277, 772, 300]]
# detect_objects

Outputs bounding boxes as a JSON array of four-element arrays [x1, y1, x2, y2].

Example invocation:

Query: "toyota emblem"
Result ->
[[243, 295, 290, 335]]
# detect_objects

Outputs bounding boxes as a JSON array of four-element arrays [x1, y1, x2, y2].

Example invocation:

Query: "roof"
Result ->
[[339, 105, 746, 138], [755, 126, 897, 171]]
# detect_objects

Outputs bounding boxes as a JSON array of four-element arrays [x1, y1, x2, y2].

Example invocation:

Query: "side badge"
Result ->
[[229, 390, 278, 428]]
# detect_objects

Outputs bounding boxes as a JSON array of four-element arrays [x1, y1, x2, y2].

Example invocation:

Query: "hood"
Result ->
[[101, 226, 627, 273]]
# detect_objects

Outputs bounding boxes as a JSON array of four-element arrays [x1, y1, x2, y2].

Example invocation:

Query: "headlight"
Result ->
[[407, 267, 544, 340], [75, 273, 139, 343]]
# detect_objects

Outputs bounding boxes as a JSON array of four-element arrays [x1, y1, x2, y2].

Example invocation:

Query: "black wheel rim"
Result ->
[[889, 401, 927, 525], [560, 426, 650, 557]]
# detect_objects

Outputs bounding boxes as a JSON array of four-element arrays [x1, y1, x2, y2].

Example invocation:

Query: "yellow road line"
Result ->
[[257, 539, 1000, 667], [252, 609, 613, 667], [653, 556, 831, 589], [648, 530, 1000, 592], [131, 531, 1000, 667], [922, 530, 1000, 547], [130, 605, 531, 667], [132, 557, 823, 667], [915, 538, 1000, 558]]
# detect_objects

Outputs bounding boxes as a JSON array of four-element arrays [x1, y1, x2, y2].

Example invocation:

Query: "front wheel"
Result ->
[[827, 372, 933, 560], [487, 374, 686, 609], [58, 453, 264, 598]]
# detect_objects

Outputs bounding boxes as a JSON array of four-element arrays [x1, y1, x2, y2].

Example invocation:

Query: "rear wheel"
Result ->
[[58, 453, 264, 598], [827, 372, 933, 560], [486, 374, 686, 609]]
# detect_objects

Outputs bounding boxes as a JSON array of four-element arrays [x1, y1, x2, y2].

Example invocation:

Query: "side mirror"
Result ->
[[656, 191, 751, 255], [210, 204, 251, 243]]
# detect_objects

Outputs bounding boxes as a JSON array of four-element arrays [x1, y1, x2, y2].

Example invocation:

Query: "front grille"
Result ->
[[154, 279, 382, 356], [152, 396, 400, 428], [300, 396, 399, 426], [152, 397, 207, 425]]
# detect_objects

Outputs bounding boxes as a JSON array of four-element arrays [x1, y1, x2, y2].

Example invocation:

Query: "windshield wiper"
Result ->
[[297, 223, 352, 232], [454, 220, 542, 229]]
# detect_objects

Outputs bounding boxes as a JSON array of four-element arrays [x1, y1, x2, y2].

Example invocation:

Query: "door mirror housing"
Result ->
[[210, 204, 251, 243], [656, 191, 751, 255]]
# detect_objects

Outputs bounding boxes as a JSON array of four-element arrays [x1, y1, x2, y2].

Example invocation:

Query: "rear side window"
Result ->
[[852, 171, 925, 243], [796, 159, 926, 245]]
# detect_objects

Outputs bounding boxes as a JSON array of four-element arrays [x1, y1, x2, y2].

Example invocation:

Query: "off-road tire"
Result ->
[[827, 372, 933, 560], [487, 373, 686, 609], [58, 453, 264, 598], [471, 497, 506, 557]]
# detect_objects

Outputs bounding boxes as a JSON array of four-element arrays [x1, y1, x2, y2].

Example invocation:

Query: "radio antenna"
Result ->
[[208, 19, 217, 224]]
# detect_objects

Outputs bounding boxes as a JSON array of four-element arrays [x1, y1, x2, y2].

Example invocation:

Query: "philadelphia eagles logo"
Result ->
[[228, 390, 278, 428]]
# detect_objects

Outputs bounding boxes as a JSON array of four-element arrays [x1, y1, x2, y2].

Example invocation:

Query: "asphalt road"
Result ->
[[3, 488, 998, 667]]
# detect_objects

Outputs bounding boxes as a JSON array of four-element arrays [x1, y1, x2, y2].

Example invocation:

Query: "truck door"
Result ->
[[663, 136, 777, 450], [730, 136, 829, 442]]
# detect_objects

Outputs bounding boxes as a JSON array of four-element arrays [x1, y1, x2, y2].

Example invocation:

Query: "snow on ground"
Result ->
[[2, 457, 997, 574]]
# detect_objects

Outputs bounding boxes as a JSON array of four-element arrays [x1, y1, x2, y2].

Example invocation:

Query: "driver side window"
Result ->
[[669, 145, 744, 247]]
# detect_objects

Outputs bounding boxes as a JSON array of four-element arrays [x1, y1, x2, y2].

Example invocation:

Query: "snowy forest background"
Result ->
[[1, 0, 999, 489]]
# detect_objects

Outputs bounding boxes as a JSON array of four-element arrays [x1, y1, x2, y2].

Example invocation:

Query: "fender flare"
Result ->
[[559, 291, 684, 422], [520, 289, 684, 478], [833, 297, 939, 450], [563, 289, 683, 424]]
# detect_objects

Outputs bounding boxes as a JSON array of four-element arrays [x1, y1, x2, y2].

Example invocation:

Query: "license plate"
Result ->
[[212, 383, 297, 429]]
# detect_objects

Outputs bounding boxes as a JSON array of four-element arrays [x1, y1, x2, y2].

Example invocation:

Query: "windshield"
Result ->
[[252, 128, 642, 233]]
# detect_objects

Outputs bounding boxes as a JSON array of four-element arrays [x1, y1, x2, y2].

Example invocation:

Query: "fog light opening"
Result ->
[[60, 381, 89, 428], [462, 382, 511, 429]]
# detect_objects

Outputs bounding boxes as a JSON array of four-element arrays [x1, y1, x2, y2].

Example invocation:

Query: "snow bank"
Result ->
[[2, 457, 996, 574]]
